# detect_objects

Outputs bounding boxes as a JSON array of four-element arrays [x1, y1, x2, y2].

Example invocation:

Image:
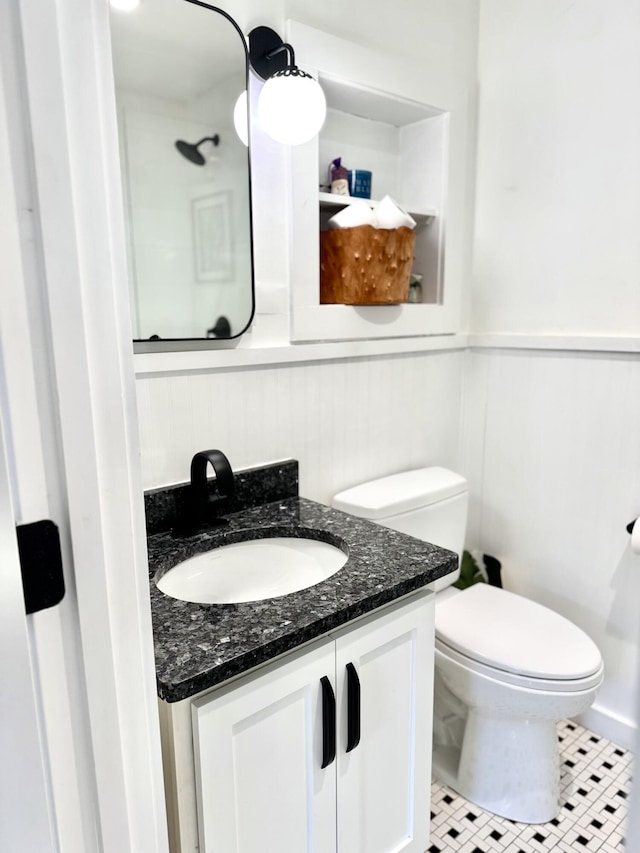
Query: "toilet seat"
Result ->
[[435, 637, 604, 693], [435, 584, 603, 688]]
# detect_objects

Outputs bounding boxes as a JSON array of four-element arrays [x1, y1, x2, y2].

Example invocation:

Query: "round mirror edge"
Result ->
[[132, 0, 256, 349]]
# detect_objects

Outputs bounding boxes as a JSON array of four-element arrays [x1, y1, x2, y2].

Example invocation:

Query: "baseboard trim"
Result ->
[[575, 703, 637, 751]]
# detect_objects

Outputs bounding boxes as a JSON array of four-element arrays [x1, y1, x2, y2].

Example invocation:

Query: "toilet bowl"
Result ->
[[332, 467, 604, 824], [433, 584, 603, 823]]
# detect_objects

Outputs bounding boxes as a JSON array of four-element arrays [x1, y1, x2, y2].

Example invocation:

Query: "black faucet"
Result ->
[[174, 449, 235, 535]]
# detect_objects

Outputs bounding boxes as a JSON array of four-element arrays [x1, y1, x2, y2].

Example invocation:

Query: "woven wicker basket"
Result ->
[[320, 225, 415, 305]]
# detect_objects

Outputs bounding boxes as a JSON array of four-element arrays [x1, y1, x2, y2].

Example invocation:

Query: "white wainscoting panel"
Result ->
[[463, 348, 640, 744], [136, 350, 465, 506]]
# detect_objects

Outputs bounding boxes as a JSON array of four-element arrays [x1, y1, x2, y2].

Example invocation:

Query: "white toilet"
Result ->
[[333, 467, 604, 824]]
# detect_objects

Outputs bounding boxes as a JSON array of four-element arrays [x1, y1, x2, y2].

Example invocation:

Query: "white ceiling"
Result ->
[[109, 0, 246, 102]]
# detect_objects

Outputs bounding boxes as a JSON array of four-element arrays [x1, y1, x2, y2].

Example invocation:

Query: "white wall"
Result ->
[[134, 0, 480, 495], [472, 0, 640, 335], [469, 0, 640, 746]]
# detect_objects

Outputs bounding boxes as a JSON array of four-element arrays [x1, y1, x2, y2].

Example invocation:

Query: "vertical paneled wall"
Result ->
[[463, 349, 640, 744], [136, 349, 465, 505]]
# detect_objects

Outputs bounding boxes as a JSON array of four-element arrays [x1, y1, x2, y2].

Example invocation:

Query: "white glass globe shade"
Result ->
[[233, 91, 249, 147], [258, 71, 326, 146]]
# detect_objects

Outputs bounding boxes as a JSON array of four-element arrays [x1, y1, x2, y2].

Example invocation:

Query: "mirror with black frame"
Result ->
[[109, 0, 254, 344]]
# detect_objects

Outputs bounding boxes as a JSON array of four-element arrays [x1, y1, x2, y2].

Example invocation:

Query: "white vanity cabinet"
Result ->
[[190, 590, 434, 853], [333, 593, 433, 852], [192, 638, 337, 852]]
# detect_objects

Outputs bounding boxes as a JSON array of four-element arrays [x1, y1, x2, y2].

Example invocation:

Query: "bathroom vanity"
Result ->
[[146, 462, 457, 852]]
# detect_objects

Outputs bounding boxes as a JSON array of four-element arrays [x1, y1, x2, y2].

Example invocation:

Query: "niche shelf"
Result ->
[[318, 192, 437, 226]]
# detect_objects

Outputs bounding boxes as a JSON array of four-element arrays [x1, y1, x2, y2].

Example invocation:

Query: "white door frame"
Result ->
[[1, 0, 168, 850], [0, 348, 56, 847]]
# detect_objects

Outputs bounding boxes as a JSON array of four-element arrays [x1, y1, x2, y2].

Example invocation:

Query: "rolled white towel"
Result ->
[[327, 200, 376, 229], [374, 195, 417, 230]]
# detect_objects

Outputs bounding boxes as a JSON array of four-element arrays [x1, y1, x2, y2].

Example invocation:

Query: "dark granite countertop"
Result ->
[[148, 496, 457, 702]]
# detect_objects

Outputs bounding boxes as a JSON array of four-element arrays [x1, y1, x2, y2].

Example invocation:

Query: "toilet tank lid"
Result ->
[[332, 467, 468, 520]]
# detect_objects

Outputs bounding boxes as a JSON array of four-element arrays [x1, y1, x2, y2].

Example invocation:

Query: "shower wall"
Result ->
[[116, 84, 251, 338]]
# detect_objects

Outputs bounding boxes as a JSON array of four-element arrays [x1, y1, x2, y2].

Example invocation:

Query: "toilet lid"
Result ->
[[435, 584, 602, 681]]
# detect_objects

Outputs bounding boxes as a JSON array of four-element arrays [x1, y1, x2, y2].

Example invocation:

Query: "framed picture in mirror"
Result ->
[[193, 192, 233, 284]]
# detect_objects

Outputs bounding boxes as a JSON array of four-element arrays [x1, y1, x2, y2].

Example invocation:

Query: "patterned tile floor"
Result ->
[[429, 720, 632, 852]]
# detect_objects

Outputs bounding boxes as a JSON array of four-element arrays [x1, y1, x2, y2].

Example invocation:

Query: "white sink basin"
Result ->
[[156, 536, 348, 604]]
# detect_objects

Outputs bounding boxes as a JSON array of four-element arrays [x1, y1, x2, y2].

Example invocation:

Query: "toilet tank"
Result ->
[[332, 467, 468, 590]]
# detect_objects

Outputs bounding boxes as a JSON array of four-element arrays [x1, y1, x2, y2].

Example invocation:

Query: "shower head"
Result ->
[[175, 134, 220, 166]]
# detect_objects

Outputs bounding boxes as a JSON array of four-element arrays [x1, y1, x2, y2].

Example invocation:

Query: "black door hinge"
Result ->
[[16, 520, 65, 614]]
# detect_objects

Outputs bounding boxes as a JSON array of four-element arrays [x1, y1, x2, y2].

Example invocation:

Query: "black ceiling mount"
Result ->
[[248, 26, 294, 80]]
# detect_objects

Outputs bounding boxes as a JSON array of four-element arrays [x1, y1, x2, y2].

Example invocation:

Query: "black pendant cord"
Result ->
[[182, 0, 248, 52]]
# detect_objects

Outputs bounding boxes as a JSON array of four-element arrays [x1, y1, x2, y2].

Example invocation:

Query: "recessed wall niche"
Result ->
[[287, 22, 469, 343]]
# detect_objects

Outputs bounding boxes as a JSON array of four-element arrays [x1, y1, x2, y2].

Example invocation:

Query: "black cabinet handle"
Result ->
[[345, 662, 361, 753], [320, 676, 336, 769]]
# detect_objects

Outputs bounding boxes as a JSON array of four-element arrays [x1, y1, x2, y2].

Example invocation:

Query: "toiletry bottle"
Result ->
[[329, 158, 350, 196]]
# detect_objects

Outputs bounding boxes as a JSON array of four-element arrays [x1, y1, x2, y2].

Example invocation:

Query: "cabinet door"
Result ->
[[192, 639, 337, 853], [333, 591, 434, 853]]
